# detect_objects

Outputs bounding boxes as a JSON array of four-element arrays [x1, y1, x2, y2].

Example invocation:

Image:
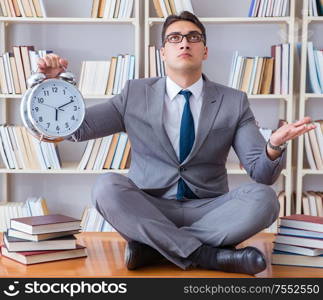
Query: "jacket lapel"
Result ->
[[146, 77, 178, 164], [182, 74, 224, 164]]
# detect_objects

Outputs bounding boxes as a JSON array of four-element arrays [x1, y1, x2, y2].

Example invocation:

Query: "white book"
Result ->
[[308, 0, 313, 16], [156, 48, 162, 77], [118, 0, 126, 18], [0, 129, 9, 168], [122, 54, 131, 90], [314, 122, 323, 160], [312, 0, 318, 16], [258, 0, 265, 17], [50, 143, 61, 169], [274, 243, 323, 256], [282, 0, 289, 16], [0, 56, 8, 94], [7, 126, 23, 169], [112, 54, 122, 95], [78, 139, 96, 170], [125, 0, 134, 18], [96, 61, 111, 95], [111, 132, 128, 169], [316, 51, 323, 92], [248, 56, 259, 94], [129, 55, 135, 79], [103, 0, 112, 18], [40, 141, 51, 169], [159, 0, 169, 17], [304, 131, 317, 170], [29, 50, 40, 74], [273, 0, 281, 16], [237, 57, 246, 90], [232, 55, 243, 89], [274, 44, 282, 94], [0, 125, 15, 169], [117, 55, 126, 94], [307, 42, 321, 94], [281, 43, 290, 95], [101, 220, 112, 232], [3, 52, 14, 94], [108, 0, 116, 18], [308, 128, 323, 170], [261, 0, 269, 17], [305, 192, 318, 216], [228, 51, 239, 87], [39, 0, 47, 17], [95, 135, 113, 170], [33, 137, 48, 169], [173, 0, 183, 14], [182, 0, 194, 13]]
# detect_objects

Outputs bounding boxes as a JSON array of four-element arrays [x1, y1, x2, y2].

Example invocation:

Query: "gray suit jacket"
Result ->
[[70, 74, 286, 199]]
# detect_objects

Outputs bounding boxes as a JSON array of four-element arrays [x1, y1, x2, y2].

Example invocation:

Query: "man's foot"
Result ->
[[124, 241, 165, 270], [190, 245, 266, 275]]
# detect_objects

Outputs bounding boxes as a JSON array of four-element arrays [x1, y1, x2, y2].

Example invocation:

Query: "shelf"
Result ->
[[0, 17, 137, 24], [302, 169, 323, 175], [148, 17, 291, 25], [0, 94, 115, 99], [305, 93, 323, 100], [0, 163, 287, 176], [247, 94, 290, 100], [307, 16, 323, 23], [0, 162, 129, 174]]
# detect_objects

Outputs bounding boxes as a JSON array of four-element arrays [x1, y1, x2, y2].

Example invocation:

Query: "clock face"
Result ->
[[27, 79, 85, 138]]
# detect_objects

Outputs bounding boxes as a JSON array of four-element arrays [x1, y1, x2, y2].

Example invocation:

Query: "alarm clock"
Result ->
[[20, 71, 85, 142]]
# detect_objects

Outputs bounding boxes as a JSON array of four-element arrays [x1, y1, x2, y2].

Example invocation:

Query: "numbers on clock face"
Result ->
[[30, 80, 84, 137]]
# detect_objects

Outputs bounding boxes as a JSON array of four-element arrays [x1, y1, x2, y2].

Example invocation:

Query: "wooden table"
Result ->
[[0, 232, 322, 278]]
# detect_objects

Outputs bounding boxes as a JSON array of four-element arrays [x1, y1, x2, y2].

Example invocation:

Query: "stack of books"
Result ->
[[0, 0, 46, 18], [228, 43, 290, 95], [78, 54, 135, 96], [152, 0, 194, 18], [0, 46, 53, 94], [0, 125, 61, 170], [272, 214, 323, 268], [308, 0, 323, 16], [91, 0, 134, 18], [304, 120, 323, 170], [0, 214, 87, 265], [78, 132, 131, 170], [248, 0, 290, 17], [148, 46, 166, 78]]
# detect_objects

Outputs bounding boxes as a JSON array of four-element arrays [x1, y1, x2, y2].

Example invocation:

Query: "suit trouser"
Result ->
[[92, 173, 280, 270]]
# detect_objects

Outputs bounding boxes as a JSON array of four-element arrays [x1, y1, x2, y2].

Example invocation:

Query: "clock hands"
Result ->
[[39, 102, 65, 112], [58, 99, 74, 109]]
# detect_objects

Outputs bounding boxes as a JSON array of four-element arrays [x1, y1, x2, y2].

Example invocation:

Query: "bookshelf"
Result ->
[[0, 0, 141, 212], [145, 0, 296, 216], [296, 0, 323, 214]]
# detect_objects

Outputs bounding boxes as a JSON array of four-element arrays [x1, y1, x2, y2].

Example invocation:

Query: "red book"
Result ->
[[280, 214, 323, 233], [0, 244, 87, 265]]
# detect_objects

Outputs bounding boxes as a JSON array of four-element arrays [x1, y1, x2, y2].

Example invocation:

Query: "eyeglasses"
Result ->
[[164, 32, 205, 44]]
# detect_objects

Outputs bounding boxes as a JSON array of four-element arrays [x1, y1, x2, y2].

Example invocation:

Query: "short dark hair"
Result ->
[[161, 11, 206, 46]]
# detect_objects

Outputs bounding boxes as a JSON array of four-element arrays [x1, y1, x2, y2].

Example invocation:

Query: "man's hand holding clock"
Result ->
[[20, 54, 85, 143]]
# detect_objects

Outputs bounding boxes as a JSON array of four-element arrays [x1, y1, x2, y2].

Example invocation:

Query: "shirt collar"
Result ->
[[166, 76, 203, 102]]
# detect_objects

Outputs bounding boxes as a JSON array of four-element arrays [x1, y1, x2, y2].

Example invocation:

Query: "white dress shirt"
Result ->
[[162, 76, 204, 199]]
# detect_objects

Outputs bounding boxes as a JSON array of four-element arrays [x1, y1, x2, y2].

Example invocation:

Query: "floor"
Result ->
[[0, 232, 322, 278]]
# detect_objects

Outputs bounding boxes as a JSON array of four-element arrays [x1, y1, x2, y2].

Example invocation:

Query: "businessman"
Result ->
[[37, 11, 316, 275]]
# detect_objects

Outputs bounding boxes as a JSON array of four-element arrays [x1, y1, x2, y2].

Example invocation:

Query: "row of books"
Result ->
[[304, 120, 323, 170], [0, 125, 61, 170], [0, 46, 53, 95], [307, 42, 323, 94], [272, 214, 323, 268], [152, 0, 194, 18], [248, 0, 290, 17], [78, 132, 131, 170], [79, 54, 135, 96], [81, 206, 115, 232], [228, 44, 290, 95], [1, 214, 86, 265], [91, 0, 134, 18], [0, 0, 45, 17], [308, 0, 323, 16], [148, 46, 166, 78], [0, 197, 48, 232], [302, 191, 323, 217]]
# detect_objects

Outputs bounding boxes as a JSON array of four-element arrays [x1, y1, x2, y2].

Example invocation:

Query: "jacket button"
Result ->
[[179, 166, 186, 172]]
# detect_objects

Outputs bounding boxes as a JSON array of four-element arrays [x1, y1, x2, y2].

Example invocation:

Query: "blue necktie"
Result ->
[[176, 90, 198, 200]]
